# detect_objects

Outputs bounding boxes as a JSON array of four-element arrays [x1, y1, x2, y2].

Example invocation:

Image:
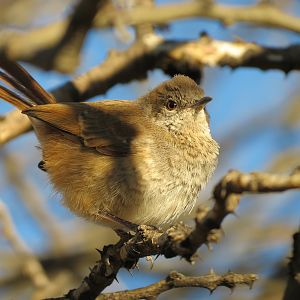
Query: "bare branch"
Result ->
[[98, 271, 258, 300]]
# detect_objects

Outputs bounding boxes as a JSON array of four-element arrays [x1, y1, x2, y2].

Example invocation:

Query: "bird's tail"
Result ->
[[0, 57, 56, 110]]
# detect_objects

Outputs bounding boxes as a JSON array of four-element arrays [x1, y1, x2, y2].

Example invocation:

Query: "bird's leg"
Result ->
[[95, 211, 139, 231]]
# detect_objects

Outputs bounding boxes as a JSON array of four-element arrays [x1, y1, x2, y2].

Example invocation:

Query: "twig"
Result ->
[[98, 271, 258, 300], [2, 35, 300, 145], [50, 169, 300, 300]]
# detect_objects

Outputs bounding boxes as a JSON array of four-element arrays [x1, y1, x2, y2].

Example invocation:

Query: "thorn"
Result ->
[[209, 268, 215, 275], [127, 269, 133, 276], [114, 276, 119, 284], [209, 288, 215, 295], [95, 248, 102, 256], [154, 254, 160, 261]]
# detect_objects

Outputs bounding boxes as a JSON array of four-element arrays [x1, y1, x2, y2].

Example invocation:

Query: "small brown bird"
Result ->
[[0, 59, 219, 229]]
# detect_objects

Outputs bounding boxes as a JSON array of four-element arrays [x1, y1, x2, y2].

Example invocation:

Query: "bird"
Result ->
[[0, 58, 219, 229]]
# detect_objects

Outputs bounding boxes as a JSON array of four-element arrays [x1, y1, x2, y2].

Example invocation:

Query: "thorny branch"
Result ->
[[2, 34, 300, 145], [98, 271, 258, 300], [50, 169, 300, 300]]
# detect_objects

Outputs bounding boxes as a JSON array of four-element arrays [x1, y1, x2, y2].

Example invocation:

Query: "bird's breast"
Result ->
[[119, 133, 218, 226]]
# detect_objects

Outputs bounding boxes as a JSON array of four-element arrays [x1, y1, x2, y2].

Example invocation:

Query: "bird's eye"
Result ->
[[166, 100, 177, 110]]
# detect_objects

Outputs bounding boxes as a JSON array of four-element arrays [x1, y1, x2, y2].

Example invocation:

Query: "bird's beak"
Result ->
[[193, 96, 212, 110]]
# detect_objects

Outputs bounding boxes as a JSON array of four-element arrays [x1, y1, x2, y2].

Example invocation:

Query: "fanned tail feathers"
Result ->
[[0, 56, 56, 110]]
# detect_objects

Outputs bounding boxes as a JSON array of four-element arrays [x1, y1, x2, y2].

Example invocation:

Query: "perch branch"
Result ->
[[50, 169, 300, 300]]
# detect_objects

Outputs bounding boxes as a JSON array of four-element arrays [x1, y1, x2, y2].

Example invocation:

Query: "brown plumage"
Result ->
[[0, 58, 219, 229]]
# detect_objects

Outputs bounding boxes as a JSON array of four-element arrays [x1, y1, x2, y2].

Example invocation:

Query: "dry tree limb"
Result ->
[[98, 270, 258, 300], [2, 34, 300, 145], [2, 1, 300, 65], [48, 169, 300, 300], [283, 230, 300, 300]]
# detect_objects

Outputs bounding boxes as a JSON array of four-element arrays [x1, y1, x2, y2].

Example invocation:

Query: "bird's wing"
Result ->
[[23, 101, 143, 157]]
